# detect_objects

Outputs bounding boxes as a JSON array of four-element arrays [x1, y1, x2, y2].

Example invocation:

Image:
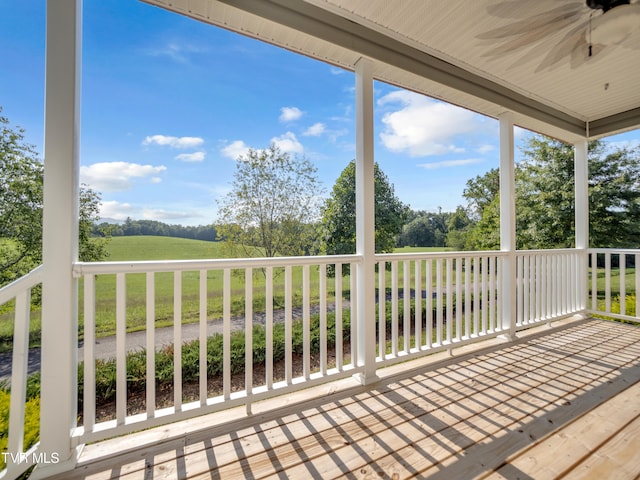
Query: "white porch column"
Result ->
[[574, 140, 589, 311], [37, 0, 81, 475], [354, 57, 378, 384], [499, 113, 517, 339]]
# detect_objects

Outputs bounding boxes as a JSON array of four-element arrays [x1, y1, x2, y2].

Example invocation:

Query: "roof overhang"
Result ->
[[142, 0, 640, 143]]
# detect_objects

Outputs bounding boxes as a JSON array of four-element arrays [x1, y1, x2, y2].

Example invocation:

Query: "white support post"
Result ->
[[354, 57, 378, 385], [499, 113, 517, 339], [35, 0, 82, 476], [574, 140, 589, 312]]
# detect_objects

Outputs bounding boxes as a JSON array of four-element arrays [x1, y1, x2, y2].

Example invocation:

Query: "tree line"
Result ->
[[94, 218, 217, 242]]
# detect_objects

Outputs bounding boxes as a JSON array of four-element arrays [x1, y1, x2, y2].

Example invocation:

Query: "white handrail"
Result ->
[[375, 250, 508, 261], [0, 265, 43, 480], [0, 265, 43, 306], [73, 254, 362, 275]]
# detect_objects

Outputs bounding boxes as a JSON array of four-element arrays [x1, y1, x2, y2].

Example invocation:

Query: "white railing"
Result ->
[[516, 249, 585, 326], [0, 265, 43, 480], [70, 248, 593, 443], [72, 255, 362, 444], [588, 249, 640, 323], [374, 249, 586, 368], [375, 251, 506, 367]]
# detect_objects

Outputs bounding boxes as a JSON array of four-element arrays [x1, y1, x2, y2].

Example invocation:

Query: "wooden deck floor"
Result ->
[[49, 317, 640, 479]]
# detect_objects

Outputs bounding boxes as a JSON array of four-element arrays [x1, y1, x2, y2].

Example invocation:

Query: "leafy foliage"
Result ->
[[459, 136, 640, 250], [99, 219, 217, 241], [0, 109, 109, 286], [217, 144, 322, 258], [0, 388, 40, 471], [319, 160, 409, 255], [0, 112, 43, 285], [397, 209, 451, 248]]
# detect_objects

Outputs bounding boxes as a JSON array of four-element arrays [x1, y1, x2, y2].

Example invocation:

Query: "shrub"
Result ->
[[0, 389, 40, 471]]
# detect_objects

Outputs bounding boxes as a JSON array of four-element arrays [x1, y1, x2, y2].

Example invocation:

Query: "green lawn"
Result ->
[[106, 235, 226, 261]]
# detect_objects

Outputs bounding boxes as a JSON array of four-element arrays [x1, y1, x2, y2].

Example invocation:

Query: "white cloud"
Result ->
[[142, 135, 204, 149], [221, 140, 251, 160], [99, 200, 135, 221], [141, 208, 199, 221], [378, 90, 479, 157], [303, 123, 326, 137], [98, 201, 203, 223], [279, 106, 303, 123], [80, 162, 167, 191], [417, 158, 483, 170], [175, 151, 206, 162], [271, 131, 304, 154]]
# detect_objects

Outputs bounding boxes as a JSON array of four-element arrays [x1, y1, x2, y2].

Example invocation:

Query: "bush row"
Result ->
[[78, 308, 354, 407]]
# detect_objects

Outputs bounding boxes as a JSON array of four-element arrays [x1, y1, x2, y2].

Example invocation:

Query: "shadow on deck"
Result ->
[[47, 317, 640, 479]]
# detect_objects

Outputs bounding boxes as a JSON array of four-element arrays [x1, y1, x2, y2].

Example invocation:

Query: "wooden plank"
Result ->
[[487, 375, 640, 479], [567, 416, 640, 479], [194, 331, 636, 477]]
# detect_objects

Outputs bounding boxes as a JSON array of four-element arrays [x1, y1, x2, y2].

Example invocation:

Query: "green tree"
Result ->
[[589, 144, 640, 247], [445, 206, 473, 250], [461, 136, 640, 250], [319, 160, 409, 256], [398, 216, 436, 247], [398, 209, 453, 248], [217, 144, 322, 258], [0, 109, 109, 286], [0, 114, 43, 285], [79, 185, 110, 262], [463, 167, 500, 221], [465, 196, 501, 250]]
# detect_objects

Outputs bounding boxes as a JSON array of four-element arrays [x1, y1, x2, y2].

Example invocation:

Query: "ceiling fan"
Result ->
[[477, 0, 640, 71]]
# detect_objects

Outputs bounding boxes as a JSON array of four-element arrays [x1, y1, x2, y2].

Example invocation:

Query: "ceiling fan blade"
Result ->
[[536, 25, 589, 71], [480, 16, 581, 57], [478, 5, 583, 40], [486, 1, 583, 20]]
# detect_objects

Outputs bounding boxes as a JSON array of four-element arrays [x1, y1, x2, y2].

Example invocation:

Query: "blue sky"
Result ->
[[2, 1, 639, 226]]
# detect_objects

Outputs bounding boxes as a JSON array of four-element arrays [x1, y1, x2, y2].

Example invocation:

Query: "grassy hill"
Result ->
[[106, 236, 227, 261]]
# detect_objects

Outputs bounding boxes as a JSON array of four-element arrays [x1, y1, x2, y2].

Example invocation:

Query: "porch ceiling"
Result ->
[[142, 0, 640, 143]]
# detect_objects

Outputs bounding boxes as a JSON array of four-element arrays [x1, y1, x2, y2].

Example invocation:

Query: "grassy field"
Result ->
[[106, 236, 226, 261]]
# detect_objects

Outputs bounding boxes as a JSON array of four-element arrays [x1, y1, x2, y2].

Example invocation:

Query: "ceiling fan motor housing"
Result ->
[[587, 0, 630, 12]]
